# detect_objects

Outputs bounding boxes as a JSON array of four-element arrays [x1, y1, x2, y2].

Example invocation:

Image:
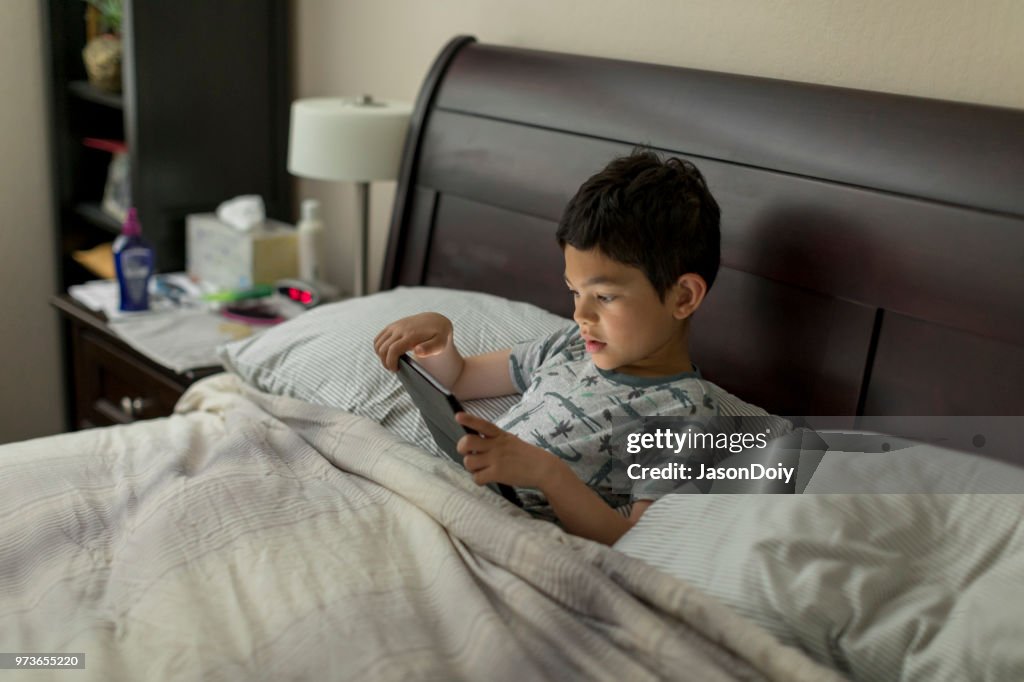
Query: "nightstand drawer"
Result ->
[[76, 329, 184, 426]]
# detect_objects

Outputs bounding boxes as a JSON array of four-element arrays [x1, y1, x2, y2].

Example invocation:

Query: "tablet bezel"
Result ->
[[396, 355, 523, 507]]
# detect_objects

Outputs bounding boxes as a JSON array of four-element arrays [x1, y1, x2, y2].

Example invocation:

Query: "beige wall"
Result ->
[[0, 0, 62, 443], [292, 0, 1024, 294]]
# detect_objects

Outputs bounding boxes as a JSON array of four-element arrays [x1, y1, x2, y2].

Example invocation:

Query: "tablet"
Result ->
[[396, 355, 522, 507]]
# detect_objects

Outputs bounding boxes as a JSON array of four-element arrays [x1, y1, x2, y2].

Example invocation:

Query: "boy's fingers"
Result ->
[[460, 454, 496, 483], [374, 330, 398, 360], [456, 434, 488, 455], [386, 338, 415, 370], [374, 327, 400, 352], [455, 412, 503, 437], [462, 454, 487, 473], [471, 470, 495, 487]]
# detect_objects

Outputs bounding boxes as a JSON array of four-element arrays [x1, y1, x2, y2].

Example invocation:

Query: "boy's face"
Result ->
[[563, 246, 692, 377]]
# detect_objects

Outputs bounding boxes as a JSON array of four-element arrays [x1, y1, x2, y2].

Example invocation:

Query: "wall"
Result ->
[[292, 0, 1024, 295], [0, 0, 62, 443]]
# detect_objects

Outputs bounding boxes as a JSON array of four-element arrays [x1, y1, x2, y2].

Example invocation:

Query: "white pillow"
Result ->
[[614, 441, 1024, 681], [218, 286, 571, 453]]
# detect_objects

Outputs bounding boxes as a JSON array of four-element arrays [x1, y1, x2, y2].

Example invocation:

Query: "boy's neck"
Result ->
[[606, 327, 694, 379], [610, 355, 694, 379]]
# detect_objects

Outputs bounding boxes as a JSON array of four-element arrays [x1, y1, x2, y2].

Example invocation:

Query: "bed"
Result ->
[[3, 35, 1024, 681]]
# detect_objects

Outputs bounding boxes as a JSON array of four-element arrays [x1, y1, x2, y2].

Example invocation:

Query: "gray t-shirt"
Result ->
[[495, 324, 775, 513]]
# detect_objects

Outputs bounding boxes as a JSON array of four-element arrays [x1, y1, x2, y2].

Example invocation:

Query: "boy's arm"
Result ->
[[374, 312, 517, 400], [541, 470, 653, 545], [455, 412, 652, 545], [450, 350, 517, 401]]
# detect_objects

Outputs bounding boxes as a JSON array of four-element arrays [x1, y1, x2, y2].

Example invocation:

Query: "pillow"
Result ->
[[614, 440, 1024, 681], [218, 286, 571, 453]]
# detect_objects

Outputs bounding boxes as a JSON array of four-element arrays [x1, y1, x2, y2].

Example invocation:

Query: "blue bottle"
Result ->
[[113, 207, 155, 311]]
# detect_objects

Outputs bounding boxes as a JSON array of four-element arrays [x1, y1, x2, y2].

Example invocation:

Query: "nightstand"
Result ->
[[51, 295, 222, 430]]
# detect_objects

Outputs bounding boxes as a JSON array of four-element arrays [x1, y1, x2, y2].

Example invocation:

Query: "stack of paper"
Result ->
[[108, 310, 257, 373], [68, 273, 206, 320], [68, 273, 265, 373]]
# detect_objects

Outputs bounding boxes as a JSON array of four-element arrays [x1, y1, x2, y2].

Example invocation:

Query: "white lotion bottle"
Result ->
[[296, 198, 325, 282]]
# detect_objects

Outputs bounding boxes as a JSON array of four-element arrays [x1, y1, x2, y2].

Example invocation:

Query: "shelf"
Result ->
[[74, 202, 122, 235], [68, 80, 123, 110]]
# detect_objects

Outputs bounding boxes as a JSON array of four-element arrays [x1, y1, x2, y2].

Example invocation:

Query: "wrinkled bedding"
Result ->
[[615, 438, 1024, 682], [0, 374, 836, 681]]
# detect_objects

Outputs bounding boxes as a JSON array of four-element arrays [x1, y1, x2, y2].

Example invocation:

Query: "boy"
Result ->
[[374, 150, 771, 545]]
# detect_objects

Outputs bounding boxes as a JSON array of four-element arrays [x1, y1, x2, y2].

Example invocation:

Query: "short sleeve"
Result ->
[[631, 489, 666, 503], [507, 324, 578, 392]]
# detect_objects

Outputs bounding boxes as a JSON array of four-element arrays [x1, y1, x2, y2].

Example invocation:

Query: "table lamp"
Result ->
[[287, 95, 412, 296]]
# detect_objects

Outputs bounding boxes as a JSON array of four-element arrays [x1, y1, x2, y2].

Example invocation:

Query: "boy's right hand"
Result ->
[[373, 312, 454, 371]]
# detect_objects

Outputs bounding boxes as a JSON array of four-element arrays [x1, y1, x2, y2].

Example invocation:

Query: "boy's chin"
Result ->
[[588, 355, 619, 371]]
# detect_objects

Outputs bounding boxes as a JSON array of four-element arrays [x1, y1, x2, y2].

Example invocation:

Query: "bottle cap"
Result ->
[[301, 199, 321, 222], [123, 207, 141, 236]]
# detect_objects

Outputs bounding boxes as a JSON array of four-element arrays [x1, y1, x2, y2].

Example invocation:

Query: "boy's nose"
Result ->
[[574, 299, 597, 325]]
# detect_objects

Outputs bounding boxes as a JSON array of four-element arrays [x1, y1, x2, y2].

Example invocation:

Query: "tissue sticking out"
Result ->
[[216, 195, 266, 232]]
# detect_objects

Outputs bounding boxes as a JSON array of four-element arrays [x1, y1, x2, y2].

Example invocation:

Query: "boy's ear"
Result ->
[[670, 273, 708, 320]]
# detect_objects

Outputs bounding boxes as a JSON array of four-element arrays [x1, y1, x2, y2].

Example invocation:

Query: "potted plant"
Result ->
[[82, 0, 123, 92]]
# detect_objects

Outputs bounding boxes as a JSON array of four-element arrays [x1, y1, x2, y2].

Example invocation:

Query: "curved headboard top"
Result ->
[[424, 38, 1024, 216], [384, 36, 1024, 424]]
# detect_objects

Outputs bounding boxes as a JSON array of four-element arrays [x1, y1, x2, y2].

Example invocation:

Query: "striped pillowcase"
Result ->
[[218, 286, 571, 453]]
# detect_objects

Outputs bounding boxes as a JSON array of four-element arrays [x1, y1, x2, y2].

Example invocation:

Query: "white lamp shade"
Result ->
[[287, 97, 413, 181]]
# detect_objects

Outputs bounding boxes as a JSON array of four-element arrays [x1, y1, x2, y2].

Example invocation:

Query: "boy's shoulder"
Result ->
[[592, 370, 716, 416], [510, 324, 584, 380], [533, 323, 583, 354]]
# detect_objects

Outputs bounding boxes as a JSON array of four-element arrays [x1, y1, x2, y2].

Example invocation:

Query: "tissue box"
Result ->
[[186, 213, 298, 291]]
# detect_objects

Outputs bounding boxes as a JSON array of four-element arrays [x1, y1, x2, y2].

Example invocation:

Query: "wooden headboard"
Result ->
[[382, 35, 1024, 426]]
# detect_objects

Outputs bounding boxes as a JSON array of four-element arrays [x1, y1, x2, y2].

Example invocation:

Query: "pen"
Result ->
[[154, 277, 189, 304]]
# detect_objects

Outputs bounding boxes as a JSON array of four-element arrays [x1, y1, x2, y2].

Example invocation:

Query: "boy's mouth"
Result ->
[[583, 336, 607, 353]]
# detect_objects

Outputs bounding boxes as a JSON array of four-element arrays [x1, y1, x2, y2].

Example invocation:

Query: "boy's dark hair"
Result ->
[[556, 149, 721, 298]]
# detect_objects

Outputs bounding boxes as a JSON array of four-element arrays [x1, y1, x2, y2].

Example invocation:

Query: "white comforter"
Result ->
[[0, 374, 836, 681]]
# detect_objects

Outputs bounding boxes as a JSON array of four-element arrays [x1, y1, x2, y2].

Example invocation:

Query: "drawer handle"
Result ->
[[119, 396, 151, 419]]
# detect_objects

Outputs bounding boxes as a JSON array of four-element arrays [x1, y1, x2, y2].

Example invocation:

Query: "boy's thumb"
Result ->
[[413, 342, 436, 356], [414, 335, 447, 356]]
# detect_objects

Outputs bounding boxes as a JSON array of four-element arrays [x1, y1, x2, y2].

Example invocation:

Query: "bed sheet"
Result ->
[[0, 374, 835, 682]]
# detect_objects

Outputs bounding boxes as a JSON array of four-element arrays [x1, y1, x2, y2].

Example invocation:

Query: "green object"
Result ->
[[84, 0, 123, 35], [202, 284, 274, 302]]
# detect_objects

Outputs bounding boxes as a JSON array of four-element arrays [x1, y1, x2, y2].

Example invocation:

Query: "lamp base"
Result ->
[[356, 182, 370, 297]]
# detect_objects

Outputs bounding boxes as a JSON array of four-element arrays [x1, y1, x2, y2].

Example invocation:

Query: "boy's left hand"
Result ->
[[454, 412, 561, 489]]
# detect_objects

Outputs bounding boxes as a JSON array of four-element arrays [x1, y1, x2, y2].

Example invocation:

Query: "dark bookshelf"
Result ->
[[73, 202, 121, 235], [43, 0, 292, 287], [43, 0, 293, 430], [68, 80, 123, 109]]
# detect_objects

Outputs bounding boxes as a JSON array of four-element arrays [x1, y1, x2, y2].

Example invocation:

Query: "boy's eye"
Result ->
[[566, 286, 614, 303]]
